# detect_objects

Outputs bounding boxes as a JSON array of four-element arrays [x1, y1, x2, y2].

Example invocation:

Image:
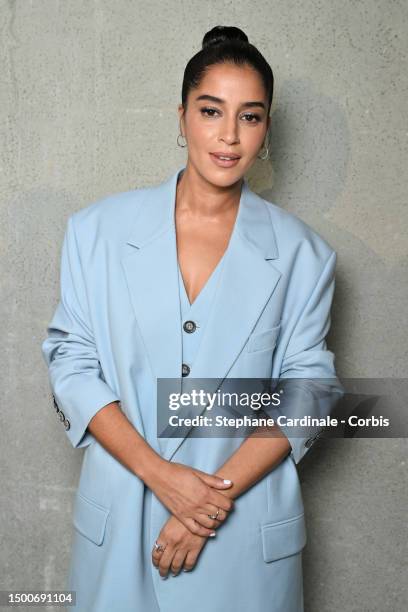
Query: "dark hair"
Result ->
[[181, 26, 274, 116]]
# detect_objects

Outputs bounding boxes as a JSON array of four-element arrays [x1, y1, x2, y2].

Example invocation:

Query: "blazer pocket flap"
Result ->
[[247, 325, 281, 353], [261, 513, 306, 563], [73, 492, 110, 546]]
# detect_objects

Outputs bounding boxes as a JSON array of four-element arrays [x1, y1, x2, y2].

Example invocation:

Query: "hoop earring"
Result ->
[[177, 133, 187, 148], [257, 142, 269, 160]]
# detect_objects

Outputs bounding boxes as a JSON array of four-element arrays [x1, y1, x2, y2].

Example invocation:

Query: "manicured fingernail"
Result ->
[[209, 532, 216, 537], [223, 479, 231, 484], [161, 576, 168, 580]]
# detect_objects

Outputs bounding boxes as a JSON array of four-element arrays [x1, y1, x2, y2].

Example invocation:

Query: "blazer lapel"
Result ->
[[121, 165, 282, 461]]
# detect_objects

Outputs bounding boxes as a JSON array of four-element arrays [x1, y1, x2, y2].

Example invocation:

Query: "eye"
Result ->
[[241, 113, 261, 123], [200, 107, 220, 118]]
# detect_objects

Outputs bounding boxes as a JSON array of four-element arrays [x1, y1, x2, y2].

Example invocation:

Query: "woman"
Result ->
[[41, 25, 342, 612]]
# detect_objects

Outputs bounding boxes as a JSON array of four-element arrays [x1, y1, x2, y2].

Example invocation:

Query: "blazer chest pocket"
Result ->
[[246, 324, 281, 353], [73, 491, 110, 546], [260, 513, 307, 563]]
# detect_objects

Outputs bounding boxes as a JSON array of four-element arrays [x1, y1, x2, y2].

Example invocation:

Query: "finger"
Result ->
[[158, 545, 175, 578], [196, 471, 233, 489], [202, 505, 228, 523], [185, 517, 216, 538], [183, 548, 201, 572], [151, 533, 167, 564], [170, 549, 187, 576], [152, 546, 165, 568], [209, 491, 235, 513], [190, 513, 219, 530]]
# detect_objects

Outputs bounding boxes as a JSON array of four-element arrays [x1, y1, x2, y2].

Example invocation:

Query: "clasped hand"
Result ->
[[150, 460, 234, 577]]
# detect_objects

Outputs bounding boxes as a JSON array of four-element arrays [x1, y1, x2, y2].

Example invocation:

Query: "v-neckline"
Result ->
[[178, 252, 226, 308], [174, 167, 243, 309]]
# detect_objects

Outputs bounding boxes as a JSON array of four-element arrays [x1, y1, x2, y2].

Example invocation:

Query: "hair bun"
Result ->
[[202, 26, 249, 49]]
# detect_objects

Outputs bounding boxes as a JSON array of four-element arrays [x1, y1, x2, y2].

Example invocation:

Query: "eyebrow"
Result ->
[[195, 94, 266, 110]]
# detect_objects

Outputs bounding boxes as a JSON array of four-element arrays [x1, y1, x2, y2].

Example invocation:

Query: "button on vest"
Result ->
[[182, 363, 191, 377], [183, 320, 197, 333]]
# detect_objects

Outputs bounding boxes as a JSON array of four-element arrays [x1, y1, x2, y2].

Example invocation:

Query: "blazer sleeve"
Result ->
[[274, 250, 345, 465], [41, 214, 120, 449]]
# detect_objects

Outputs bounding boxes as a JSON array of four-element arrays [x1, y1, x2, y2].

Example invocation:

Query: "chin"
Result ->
[[204, 165, 245, 189]]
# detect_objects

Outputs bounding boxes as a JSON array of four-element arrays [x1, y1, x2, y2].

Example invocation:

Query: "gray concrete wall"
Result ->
[[1, 1, 406, 610]]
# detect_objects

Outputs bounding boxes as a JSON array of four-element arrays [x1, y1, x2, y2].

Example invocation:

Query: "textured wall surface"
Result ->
[[1, 1, 407, 610]]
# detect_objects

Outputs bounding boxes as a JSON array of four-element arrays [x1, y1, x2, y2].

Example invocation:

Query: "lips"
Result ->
[[209, 152, 241, 168], [210, 152, 241, 160]]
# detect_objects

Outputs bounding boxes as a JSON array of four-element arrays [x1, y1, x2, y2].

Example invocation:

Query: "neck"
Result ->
[[176, 163, 243, 219]]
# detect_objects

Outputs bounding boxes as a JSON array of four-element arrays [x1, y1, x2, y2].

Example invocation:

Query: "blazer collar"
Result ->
[[125, 165, 279, 260]]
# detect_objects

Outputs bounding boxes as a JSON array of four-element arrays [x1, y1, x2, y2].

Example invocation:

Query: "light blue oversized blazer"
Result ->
[[41, 165, 343, 612]]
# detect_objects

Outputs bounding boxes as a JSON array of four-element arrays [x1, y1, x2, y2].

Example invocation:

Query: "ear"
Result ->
[[178, 104, 186, 133]]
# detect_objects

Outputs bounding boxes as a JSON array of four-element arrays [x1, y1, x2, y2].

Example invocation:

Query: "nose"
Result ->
[[219, 116, 240, 144]]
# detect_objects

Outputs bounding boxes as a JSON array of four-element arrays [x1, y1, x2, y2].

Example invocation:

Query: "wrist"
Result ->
[[133, 448, 168, 487]]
